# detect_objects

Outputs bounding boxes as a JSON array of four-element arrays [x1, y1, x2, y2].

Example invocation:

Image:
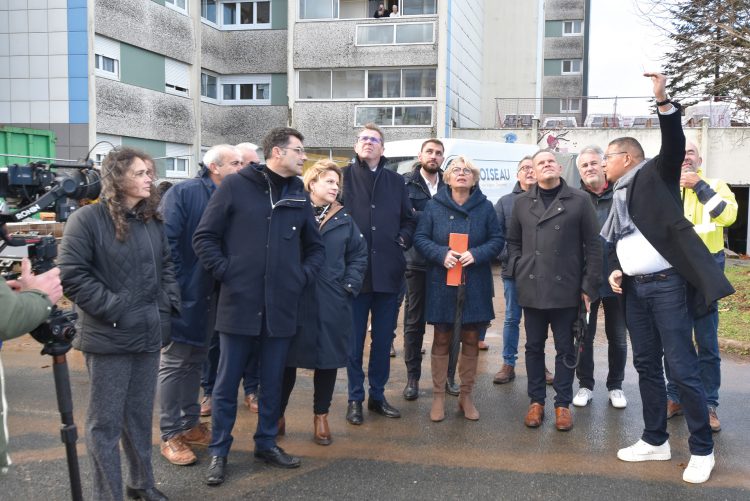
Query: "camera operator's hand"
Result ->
[[6, 258, 63, 304]]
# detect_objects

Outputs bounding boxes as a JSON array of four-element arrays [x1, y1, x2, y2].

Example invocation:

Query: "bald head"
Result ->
[[203, 144, 243, 186]]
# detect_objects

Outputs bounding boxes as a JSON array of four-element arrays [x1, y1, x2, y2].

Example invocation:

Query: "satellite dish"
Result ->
[[504, 133, 517, 144]]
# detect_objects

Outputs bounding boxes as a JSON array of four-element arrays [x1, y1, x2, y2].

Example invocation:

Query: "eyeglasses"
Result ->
[[357, 135, 382, 145], [603, 152, 628, 161], [283, 146, 306, 155], [518, 165, 533, 173], [450, 167, 473, 175]]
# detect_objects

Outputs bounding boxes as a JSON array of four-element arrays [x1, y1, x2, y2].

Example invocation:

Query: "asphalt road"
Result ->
[[2, 270, 750, 500]]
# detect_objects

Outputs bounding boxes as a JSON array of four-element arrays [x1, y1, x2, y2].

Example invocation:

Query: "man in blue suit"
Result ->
[[194, 128, 325, 485]]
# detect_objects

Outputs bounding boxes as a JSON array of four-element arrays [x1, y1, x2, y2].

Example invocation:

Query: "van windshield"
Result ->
[[385, 157, 419, 175]]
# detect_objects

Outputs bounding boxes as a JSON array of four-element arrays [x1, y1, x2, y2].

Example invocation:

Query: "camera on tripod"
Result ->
[[1, 160, 101, 350]]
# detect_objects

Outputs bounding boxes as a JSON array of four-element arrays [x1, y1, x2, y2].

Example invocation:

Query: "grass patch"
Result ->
[[719, 262, 750, 350]]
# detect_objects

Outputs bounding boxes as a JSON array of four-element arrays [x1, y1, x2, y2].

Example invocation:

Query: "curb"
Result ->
[[719, 337, 750, 355]]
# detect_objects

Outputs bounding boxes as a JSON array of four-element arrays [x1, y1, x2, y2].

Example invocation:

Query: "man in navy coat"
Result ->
[[193, 128, 325, 484], [158, 145, 243, 467], [342, 123, 416, 424]]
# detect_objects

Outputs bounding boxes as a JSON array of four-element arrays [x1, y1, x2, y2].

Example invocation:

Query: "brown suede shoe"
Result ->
[[200, 395, 211, 417], [544, 368, 554, 385], [524, 403, 544, 428], [666, 399, 683, 419], [493, 364, 516, 384], [245, 393, 259, 413], [182, 422, 211, 448], [161, 436, 197, 466], [708, 406, 721, 432], [555, 406, 573, 431]]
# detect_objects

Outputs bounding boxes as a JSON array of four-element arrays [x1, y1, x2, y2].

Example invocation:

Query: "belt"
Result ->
[[630, 268, 677, 284]]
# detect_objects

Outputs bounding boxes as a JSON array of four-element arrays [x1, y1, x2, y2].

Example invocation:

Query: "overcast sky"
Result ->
[[588, 0, 672, 116]]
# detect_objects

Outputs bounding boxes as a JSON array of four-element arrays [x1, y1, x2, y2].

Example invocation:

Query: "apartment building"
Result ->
[[1, 0, 588, 178]]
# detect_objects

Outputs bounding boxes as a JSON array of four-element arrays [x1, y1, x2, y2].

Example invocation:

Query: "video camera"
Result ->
[[1, 160, 101, 350]]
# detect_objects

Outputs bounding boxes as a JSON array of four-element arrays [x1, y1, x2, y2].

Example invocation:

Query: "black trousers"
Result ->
[[281, 367, 338, 416], [524, 306, 577, 407], [403, 268, 457, 380]]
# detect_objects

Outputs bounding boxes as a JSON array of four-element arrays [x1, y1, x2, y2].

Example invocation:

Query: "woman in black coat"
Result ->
[[414, 156, 504, 423], [58, 147, 179, 501], [280, 160, 368, 445]]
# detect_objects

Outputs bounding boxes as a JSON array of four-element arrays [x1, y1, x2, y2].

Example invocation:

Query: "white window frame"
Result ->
[[354, 105, 433, 127], [201, 71, 220, 102], [92, 134, 122, 166], [165, 58, 190, 97], [94, 35, 120, 81], [355, 22, 435, 46], [201, 0, 271, 30], [297, 68, 436, 101], [561, 59, 582, 75], [297, 0, 437, 21], [164, 143, 191, 178], [165, 0, 189, 15], [562, 20, 583, 36], [560, 98, 581, 113]]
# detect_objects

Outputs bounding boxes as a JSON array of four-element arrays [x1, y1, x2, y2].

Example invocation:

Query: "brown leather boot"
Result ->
[[430, 353, 449, 422], [313, 414, 332, 445], [458, 353, 479, 421], [493, 364, 516, 384], [161, 436, 197, 466]]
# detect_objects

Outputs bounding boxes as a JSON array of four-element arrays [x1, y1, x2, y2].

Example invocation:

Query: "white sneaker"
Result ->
[[682, 452, 715, 484], [617, 439, 671, 462], [609, 389, 627, 409], [572, 388, 593, 407]]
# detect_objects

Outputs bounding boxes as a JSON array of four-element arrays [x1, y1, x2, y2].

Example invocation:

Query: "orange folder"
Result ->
[[446, 233, 468, 286]]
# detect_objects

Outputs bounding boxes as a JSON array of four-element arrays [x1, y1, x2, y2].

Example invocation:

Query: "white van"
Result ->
[[383, 139, 538, 204]]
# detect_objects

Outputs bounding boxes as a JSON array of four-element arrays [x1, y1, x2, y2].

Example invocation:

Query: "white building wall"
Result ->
[[445, 0, 484, 131]]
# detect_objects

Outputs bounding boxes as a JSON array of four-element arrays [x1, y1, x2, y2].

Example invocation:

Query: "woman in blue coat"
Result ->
[[414, 156, 504, 423], [281, 160, 368, 445]]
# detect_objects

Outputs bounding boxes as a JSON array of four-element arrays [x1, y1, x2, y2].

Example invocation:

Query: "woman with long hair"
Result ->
[[58, 147, 180, 501], [414, 156, 504, 422], [280, 160, 367, 445]]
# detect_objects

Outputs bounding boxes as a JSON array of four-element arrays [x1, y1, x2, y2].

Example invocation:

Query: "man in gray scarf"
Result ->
[[602, 73, 734, 485]]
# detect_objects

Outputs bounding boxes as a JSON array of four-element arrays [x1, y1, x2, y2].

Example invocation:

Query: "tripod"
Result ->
[[40, 339, 83, 501]]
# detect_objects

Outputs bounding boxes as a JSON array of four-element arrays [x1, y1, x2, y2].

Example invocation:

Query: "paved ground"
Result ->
[[3, 267, 750, 500]]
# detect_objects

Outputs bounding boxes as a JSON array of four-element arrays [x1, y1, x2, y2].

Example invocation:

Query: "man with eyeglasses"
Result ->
[[507, 150, 602, 432], [342, 123, 416, 425], [194, 128, 325, 484], [602, 73, 733, 484], [493, 156, 554, 386], [570, 146, 629, 410]]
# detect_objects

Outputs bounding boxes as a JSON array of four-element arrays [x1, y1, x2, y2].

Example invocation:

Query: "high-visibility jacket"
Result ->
[[682, 169, 738, 254]]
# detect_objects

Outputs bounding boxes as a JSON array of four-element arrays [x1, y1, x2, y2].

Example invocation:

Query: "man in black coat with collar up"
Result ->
[[193, 128, 325, 484], [603, 73, 733, 485], [342, 123, 416, 424]]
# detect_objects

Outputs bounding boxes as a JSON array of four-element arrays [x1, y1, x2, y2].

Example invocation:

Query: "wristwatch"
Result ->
[[655, 96, 672, 106]]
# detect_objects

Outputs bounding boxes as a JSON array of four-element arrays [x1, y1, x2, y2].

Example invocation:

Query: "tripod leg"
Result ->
[[52, 354, 84, 501]]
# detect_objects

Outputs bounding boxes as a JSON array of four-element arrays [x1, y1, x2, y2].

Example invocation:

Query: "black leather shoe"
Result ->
[[367, 396, 401, 418], [445, 377, 460, 396], [205, 456, 227, 486], [403, 377, 419, 401], [346, 400, 363, 425], [126, 486, 168, 500], [254, 445, 301, 469]]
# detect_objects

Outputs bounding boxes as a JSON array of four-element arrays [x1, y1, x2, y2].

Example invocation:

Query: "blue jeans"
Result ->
[[624, 271, 712, 455], [501, 278, 522, 366], [665, 251, 724, 407], [348, 292, 399, 402], [575, 295, 627, 391]]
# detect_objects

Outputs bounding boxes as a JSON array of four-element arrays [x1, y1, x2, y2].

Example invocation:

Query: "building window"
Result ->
[[165, 157, 190, 177], [94, 35, 120, 80], [561, 59, 582, 74], [202, 0, 218, 23], [355, 105, 433, 127], [165, 0, 188, 14], [95, 55, 119, 78], [563, 20, 583, 36], [298, 68, 436, 100], [560, 98, 581, 112], [299, 0, 435, 20], [165, 58, 190, 97], [299, 0, 338, 19], [221, 0, 271, 27], [222, 82, 270, 103], [401, 0, 437, 15], [356, 22, 434, 46], [201, 72, 218, 100]]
